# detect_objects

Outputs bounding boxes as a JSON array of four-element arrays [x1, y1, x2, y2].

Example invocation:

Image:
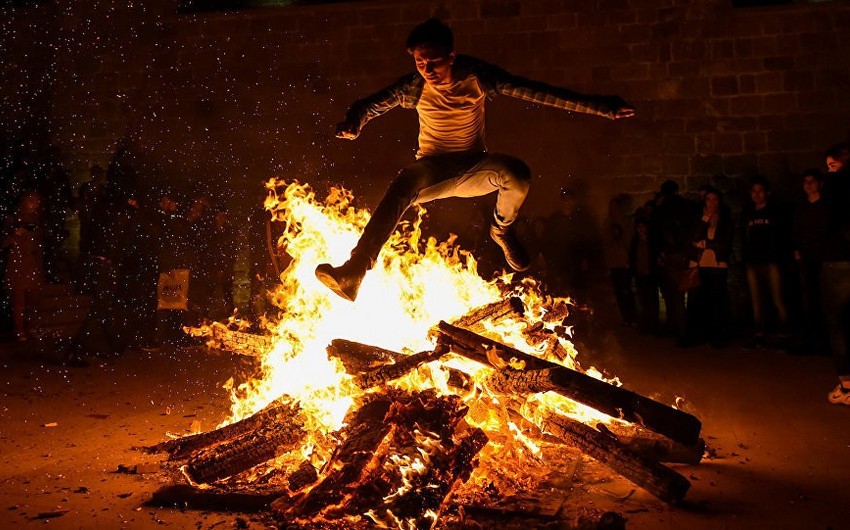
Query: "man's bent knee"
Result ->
[[388, 167, 431, 203], [491, 154, 531, 182]]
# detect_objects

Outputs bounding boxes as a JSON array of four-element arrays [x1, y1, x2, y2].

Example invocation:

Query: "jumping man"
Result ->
[[316, 18, 636, 301]]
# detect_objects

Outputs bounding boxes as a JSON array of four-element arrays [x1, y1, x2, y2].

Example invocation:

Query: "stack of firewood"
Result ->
[[146, 296, 704, 528]]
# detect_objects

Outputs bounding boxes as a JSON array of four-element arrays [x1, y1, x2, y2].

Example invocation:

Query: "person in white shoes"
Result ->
[[821, 142, 850, 405]]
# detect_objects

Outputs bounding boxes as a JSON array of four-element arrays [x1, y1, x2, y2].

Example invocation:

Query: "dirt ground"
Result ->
[[1, 328, 849, 530]]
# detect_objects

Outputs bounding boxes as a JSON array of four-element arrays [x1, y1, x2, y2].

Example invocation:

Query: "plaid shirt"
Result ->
[[343, 54, 625, 134]]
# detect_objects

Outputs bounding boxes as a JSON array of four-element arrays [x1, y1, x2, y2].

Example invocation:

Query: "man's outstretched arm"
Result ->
[[335, 73, 421, 139], [466, 56, 635, 120]]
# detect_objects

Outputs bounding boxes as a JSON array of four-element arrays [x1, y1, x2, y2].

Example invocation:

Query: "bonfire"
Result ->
[[144, 180, 703, 529]]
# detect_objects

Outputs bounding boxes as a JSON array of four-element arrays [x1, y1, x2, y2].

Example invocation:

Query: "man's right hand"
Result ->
[[335, 121, 359, 140]]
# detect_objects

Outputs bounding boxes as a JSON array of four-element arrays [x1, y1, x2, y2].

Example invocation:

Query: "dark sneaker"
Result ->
[[315, 259, 368, 302], [490, 223, 530, 272]]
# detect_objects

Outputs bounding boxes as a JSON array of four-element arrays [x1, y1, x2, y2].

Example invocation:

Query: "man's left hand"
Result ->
[[608, 96, 636, 120], [614, 106, 636, 119]]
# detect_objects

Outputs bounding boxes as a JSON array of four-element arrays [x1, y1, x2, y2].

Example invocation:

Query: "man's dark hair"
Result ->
[[824, 142, 849, 163], [749, 175, 771, 192], [702, 185, 723, 202], [659, 179, 678, 196], [406, 18, 454, 55], [802, 167, 824, 182]]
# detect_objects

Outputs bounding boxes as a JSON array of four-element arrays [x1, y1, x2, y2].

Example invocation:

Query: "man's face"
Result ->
[[826, 156, 845, 173], [705, 193, 720, 213], [802, 175, 821, 196], [750, 184, 767, 206], [412, 46, 455, 86]]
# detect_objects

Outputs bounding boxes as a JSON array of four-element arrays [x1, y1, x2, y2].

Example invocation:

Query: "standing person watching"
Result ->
[[2, 190, 46, 342], [742, 177, 792, 349], [791, 168, 830, 355], [821, 143, 850, 405], [686, 187, 733, 348], [315, 18, 635, 301]]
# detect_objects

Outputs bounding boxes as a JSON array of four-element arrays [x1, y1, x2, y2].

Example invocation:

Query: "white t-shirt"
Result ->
[[415, 74, 486, 159]]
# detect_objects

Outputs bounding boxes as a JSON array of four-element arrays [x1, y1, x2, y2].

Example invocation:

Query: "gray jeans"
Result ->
[[351, 150, 531, 266]]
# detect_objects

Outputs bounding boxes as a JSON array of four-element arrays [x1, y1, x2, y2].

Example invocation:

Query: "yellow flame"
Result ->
[[199, 179, 632, 504]]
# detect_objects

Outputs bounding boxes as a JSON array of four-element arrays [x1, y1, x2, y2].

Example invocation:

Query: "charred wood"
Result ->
[[505, 409, 704, 466], [146, 484, 279, 513], [353, 344, 450, 389], [146, 399, 299, 460], [283, 393, 397, 517], [192, 324, 273, 358], [327, 392, 479, 527], [450, 296, 525, 331], [184, 411, 306, 484], [600, 425, 705, 466], [327, 339, 403, 374], [373, 428, 489, 528], [287, 461, 319, 493], [327, 339, 472, 392], [285, 391, 475, 526], [442, 505, 625, 530], [538, 413, 690, 504], [436, 321, 702, 446]]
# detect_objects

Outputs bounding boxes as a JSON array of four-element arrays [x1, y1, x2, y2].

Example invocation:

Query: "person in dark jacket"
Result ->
[[315, 18, 635, 301], [742, 176, 792, 349], [652, 180, 697, 346], [791, 168, 830, 354]]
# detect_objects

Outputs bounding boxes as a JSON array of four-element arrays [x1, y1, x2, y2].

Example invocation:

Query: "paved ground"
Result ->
[[0, 328, 848, 530]]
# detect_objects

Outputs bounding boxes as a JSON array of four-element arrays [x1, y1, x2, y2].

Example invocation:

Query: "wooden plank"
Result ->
[[436, 321, 702, 446]]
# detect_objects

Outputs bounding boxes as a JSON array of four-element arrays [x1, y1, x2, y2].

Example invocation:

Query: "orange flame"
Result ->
[[208, 179, 626, 483]]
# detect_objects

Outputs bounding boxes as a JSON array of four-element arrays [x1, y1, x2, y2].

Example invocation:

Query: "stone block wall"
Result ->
[[2, 0, 849, 219]]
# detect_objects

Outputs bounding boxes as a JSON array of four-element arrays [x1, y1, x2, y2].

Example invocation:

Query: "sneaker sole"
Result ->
[[315, 268, 357, 302], [491, 240, 531, 271]]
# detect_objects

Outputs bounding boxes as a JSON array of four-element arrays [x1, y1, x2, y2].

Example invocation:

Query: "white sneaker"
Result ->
[[827, 384, 850, 405]]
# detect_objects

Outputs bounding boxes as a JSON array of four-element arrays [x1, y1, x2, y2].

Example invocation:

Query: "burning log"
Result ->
[[367, 428, 489, 527], [436, 321, 702, 446], [331, 395, 483, 526], [327, 339, 404, 373], [146, 399, 299, 460], [282, 393, 397, 517], [191, 323, 273, 358], [506, 409, 703, 466], [184, 408, 307, 484], [281, 390, 481, 528], [449, 296, 525, 331], [535, 412, 691, 505], [328, 339, 473, 392], [353, 344, 450, 389], [595, 424, 705, 466], [146, 484, 279, 513]]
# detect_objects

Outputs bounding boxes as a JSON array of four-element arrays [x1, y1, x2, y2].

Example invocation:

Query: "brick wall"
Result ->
[[2, 0, 850, 219]]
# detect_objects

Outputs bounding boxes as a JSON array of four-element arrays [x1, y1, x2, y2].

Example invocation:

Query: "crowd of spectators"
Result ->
[[2, 139, 849, 404], [0, 140, 275, 360], [524, 142, 849, 406]]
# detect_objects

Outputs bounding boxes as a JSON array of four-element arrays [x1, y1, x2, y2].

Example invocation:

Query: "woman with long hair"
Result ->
[[686, 186, 733, 347]]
